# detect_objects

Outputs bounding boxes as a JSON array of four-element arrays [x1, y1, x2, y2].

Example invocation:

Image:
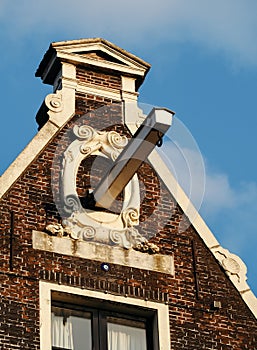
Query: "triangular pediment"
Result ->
[[77, 50, 125, 65], [35, 38, 151, 86]]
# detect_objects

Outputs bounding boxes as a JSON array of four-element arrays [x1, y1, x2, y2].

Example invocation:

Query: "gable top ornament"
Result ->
[[35, 37, 151, 89]]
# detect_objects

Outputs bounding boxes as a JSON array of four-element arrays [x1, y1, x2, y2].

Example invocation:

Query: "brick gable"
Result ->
[[0, 38, 256, 349]]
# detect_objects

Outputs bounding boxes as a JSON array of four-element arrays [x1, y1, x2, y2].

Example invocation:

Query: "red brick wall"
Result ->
[[0, 66, 257, 349], [77, 65, 121, 90]]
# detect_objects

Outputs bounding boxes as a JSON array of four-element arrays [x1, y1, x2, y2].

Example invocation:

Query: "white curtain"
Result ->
[[107, 323, 147, 350], [51, 313, 74, 350]]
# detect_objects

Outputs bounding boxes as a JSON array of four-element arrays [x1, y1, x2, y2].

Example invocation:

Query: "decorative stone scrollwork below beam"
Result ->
[[52, 124, 159, 252]]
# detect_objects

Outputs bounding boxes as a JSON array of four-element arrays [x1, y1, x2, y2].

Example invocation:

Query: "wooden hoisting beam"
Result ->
[[92, 107, 174, 209]]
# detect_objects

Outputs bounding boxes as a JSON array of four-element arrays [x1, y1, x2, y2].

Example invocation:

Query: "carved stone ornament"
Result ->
[[45, 92, 63, 113], [211, 246, 248, 291], [51, 124, 156, 251]]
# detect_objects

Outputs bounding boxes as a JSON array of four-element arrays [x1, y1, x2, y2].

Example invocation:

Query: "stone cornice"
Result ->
[[33, 231, 174, 275], [50, 38, 151, 69], [76, 81, 123, 101], [36, 38, 151, 89]]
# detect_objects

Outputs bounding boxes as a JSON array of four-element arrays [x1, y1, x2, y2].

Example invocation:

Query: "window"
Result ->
[[51, 301, 154, 350], [40, 281, 170, 350], [51, 306, 92, 350]]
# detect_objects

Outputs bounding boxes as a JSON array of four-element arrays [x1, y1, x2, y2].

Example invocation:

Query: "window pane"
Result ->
[[107, 322, 147, 350], [51, 309, 92, 350]]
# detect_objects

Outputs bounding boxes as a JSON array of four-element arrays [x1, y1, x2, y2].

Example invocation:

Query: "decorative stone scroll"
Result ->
[[45, 92, 63, 113], [211, 246, 248, 292], [50, 124, 157, 252]]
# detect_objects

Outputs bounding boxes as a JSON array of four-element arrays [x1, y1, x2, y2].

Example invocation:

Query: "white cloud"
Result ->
[[202, 171, 257, 220], [1, 1, 257, 66]]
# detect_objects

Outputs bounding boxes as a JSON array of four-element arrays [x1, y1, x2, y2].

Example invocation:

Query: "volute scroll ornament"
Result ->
[[45, 92, 63, 113], [54, 124, 153, 251]]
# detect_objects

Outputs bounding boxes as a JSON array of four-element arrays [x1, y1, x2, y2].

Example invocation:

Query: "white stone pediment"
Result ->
[[52, 38, 150, 71], [36, 38, 151, 86]]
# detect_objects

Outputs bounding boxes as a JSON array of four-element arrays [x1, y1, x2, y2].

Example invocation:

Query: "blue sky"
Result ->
[[0, 1, 257, 295]]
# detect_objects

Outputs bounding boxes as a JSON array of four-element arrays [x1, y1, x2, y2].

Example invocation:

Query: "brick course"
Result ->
[[77, 65, 121, 90]]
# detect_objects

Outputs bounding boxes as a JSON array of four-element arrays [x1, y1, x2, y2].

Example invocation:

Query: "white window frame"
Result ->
[[40, 281, 170, 350]]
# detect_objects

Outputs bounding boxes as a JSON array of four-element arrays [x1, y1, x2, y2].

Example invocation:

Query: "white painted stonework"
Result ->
[[211, 246, 248, 291], [59, 124, 147, 249], [0, 62, 76, 198], [33, 231, 174, 275]]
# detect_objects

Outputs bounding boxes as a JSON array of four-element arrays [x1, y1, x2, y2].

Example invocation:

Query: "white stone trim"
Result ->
[[76, 78, 139, 102], [47, 63, 76, 128], [122, 76, 136, 92], [58, 51, 146, 77], [0, 62, 76, 199], [52, 39, 150, 71], [39, 39, 150, 87], [39, 280, 170, 350], [0, 109, 74, 199], [77, 81, 122, 101], [0, 121, 58, 198], [121, 76, 138, 102], [33, 231, 174, 275], [122, 102, 145, 132], [241, 289, 257, 317]]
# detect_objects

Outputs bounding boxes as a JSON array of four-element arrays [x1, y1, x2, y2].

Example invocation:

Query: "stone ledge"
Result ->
[[33, 231, 174, 275]]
